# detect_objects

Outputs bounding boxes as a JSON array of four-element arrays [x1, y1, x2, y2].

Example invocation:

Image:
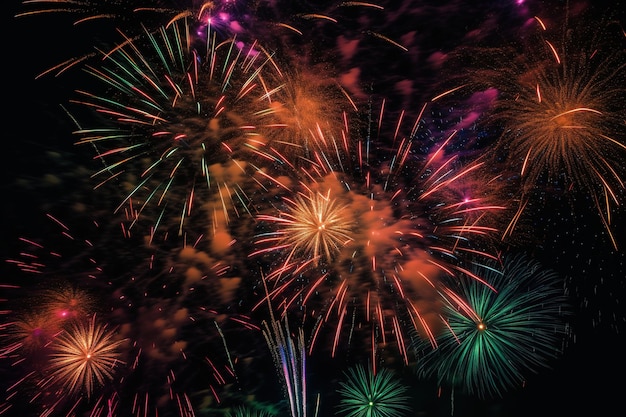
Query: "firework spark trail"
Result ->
[[250, 97, 505, 362], [263, 320, 307, 417], [1, 212, 242, 417], [14, 0, 173, 24], [15, 0, 400, 88], [103, 241, 248, 414], [261, 293, 308, 417], [14, 0, 192, 78]]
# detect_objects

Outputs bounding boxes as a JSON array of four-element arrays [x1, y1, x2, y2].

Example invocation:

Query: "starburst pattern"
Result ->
[[251, 101, 504, 361], [47, 315, 124, 398], [414, 253, 572, 398], [254, 188, 354, 266], [337, 364, 411, 417], [447, 13, 626, 247]]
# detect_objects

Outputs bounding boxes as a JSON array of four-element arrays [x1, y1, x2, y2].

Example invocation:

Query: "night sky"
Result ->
[[2, 1, 625, 417]]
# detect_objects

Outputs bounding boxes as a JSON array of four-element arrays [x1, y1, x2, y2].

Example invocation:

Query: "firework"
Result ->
[[262, 306, 308, 417], [250, 98, 504, 364], [14, 0, 396, 80], [42, 286, 95, 321], [47, 315, 124, 398], [254, 188, 355, 266], [336, 364, 411, 417], [266, 63, 359, 162], [446, 12, 626, 248], [7, 1, 625, 416], [66, 18, 299, 241], [414, 253, 572, 399], [3, 313, 58, 358]]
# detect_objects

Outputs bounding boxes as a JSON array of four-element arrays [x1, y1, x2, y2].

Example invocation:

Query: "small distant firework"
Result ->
[[4, 313, 58, 357], [414, 253, 571, 399], [47, 315, 124, 398], [42, 286, 95, 321], [336, 364, 411, 417]]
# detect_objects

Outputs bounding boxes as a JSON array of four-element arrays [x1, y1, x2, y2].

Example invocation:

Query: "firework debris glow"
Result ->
[[2, 1, 625, 417]]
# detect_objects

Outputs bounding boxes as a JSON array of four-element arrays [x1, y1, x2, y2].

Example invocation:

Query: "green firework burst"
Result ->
[[337, 364, 411, 417], [415, 253, 572, 398]]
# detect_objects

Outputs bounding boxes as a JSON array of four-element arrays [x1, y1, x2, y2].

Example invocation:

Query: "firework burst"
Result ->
[[47, 315, 124, 398], [414, 253, 572, 399], [3, 313, 58, 359], [255, 188, 354, 267], [250, 99, 505, 363], [446, 12, 626, 248], [266, 63, 359, 162], [67, 18, 299, 240], [336, 364, 411, 417]]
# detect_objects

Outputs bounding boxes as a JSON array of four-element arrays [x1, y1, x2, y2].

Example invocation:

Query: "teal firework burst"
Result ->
[[414, 253, 571, 398], [337, 364, 411, 417]]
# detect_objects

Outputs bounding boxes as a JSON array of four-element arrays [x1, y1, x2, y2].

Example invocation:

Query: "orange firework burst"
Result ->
[[454, 12, 626, 247], [254, 188, 355, 266], [266, 64, 359, 162], [47, 315, 124, 398]]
